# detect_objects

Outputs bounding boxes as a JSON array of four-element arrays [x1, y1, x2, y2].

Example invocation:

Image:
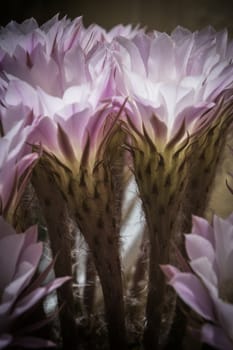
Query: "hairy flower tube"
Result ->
[[0, 216, 70, 349], [162, 214, 233, 350], [31, 100, 128, 350], [113, 26, 233, 348]]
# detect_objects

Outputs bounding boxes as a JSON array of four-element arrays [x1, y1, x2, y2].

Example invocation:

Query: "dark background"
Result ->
[[1, 0, 233, 34]]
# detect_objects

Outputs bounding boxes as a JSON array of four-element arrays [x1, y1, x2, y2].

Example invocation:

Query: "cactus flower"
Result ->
[[162, 214, 233, 350], [0, 217, 70, 349]]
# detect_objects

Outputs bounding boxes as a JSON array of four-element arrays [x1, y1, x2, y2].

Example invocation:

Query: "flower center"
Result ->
[[219, 279, 233, 304]]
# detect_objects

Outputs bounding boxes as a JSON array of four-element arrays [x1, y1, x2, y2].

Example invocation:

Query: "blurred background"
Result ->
[[1, 0, 233, 34]]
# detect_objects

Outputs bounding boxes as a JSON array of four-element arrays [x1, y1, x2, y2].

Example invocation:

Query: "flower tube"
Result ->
[[0, 17, 130, 349], [31, 100, 128, 350], [114, 26, 233, 348]]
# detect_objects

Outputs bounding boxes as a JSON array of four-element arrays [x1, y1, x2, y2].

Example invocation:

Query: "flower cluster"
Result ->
[[1, 15, 233, 350]]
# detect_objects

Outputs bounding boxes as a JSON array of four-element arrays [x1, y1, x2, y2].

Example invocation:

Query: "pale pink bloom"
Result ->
[[0, 14, 119, 135], [1, 58, 117, 173], [0, 17, 117, 184], [0, 217, 70, 349], [0, 17, 83, 96], [161, 214, 233, 349], [0, 16, 140, 173], [114, 27, 233, 146], [0, 27, 121, 175], [0, 16, 139, 98], [0, 15, 85, 57], [0, 15, 100, 98]]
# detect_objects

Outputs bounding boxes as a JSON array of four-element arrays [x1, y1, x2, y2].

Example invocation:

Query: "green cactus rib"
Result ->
[[129, 100, 233, 349], [132, 142, 188, 350], [32, 163, 79, 350]]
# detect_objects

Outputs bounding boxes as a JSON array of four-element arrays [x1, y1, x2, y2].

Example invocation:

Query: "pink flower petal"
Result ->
[[0, 334, 12, 349], [2, 265, 37, 306], [14, 276, 70, 317], [0, 234, 25, 290], [191, 215, 215, 246], [190, 257, 218, 295], [213, 297, 233, 342], [185, 234, 215, 263], [160, 264, 181, 280], [23, 225, 38, 246], [201, 323, 233, 350], [18, 243, 42, 271], [12, 288, 46, 317], [163, 266, 215, 321]]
